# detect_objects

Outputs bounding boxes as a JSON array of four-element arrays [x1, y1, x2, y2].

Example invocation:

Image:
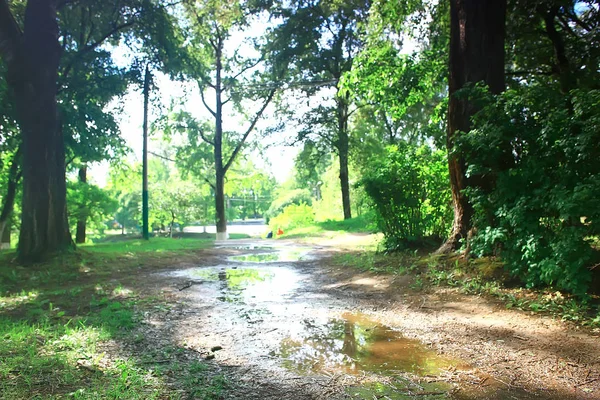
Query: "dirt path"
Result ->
[[126, 238, 600, 399]]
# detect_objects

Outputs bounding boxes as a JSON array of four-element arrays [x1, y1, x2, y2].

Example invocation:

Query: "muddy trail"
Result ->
[[126, 239, 600, 399]]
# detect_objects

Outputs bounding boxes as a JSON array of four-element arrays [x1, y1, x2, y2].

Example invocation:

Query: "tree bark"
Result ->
[[214, 37, 227, 240], [75, 166, 87, 244], [337, 94, 352, 220], [142, 64, 150, 240], [10, 0, 74, 262], [439, 0, 506, 253]]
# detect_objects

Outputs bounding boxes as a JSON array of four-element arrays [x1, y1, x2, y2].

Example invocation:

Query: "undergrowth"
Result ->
[[0, 237, 228, 399], [335, 250, 600, 328]]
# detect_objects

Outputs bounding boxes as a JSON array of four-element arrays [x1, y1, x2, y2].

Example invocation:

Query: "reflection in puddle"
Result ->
[[229, 246, 273, 250], [278, 313, 455, 376], [230, 248, 309, 263], [348, 380, 452, 400], [170, 265, 301, 304]]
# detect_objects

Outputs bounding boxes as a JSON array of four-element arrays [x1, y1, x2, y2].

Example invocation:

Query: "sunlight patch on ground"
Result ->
[[0, 290, 38, 309]]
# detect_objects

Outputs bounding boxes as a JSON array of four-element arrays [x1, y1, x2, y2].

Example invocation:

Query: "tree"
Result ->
[[269, 0, 371, 220], [0, 67, 21, 249], [181, 0, 278, 239], [0, 0, 182, 259], [457, 1, 600, 293], [67, 177, 118, 241], [439, 0, 507, 253], [0, 0, 73, 261], [147, 158, 211, 236], [108, 163, 142, 235]]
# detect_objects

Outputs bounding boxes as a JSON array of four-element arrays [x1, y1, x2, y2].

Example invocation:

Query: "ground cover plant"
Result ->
[[0, 238, 228, 399]]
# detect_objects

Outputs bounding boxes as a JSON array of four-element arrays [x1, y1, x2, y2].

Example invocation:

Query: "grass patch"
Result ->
[[82, 236, 213, 255], [0, 238, 211, 297], [280, 214, 378, 239], [333, 251, 418, 275], [0, 236, 229, 399], [316, 213, 377, 233]]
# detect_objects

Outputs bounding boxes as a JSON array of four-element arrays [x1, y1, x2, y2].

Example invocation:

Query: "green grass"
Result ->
[[333, 251, 418, 275], [0, 237, 218, 297], [279, 214, 379, 240], [0, 235, 229, 399], [82, 236, 213, 254], [316, 213, 378, 232]]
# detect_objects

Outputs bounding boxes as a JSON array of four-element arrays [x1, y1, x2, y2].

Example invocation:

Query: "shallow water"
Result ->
[[229, 248, 310, 263], [165, 244, 543, 400], [277, 312, 455, 376]]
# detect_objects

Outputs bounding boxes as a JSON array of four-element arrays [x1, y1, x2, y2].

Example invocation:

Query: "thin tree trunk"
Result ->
[[14, 0, 73, 262], [439, 0, 506, 253], [170, 211, 175, 238], [337, 94, 352, 220], [0, 149, 21, 250], [142, 64, 150, 240], [75, 166, 87, 244], [214, 37, 227, 240]]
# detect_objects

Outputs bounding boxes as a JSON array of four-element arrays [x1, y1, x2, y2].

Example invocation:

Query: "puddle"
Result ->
[[168, 265, 301, 304], [228, 246, 273, 250], [230, 248, 310, 263], [348, 380, 452, 399], [277, 313, 456, 376]]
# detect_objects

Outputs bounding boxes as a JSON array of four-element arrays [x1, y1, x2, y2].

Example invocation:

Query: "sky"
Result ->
[[88, 71, 299, 187], [88, 17, 300, 188]]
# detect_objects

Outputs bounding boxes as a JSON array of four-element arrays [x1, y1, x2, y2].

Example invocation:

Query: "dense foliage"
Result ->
[[361, 143, 451, 249], [462, 85, 600, 294], [2, 0, 600, 297]]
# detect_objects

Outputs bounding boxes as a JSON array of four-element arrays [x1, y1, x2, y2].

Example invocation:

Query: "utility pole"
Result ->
[[142, 64, 151, 240]]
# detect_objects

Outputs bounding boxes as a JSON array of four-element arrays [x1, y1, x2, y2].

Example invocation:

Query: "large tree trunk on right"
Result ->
[[439, 0, 506, 253], [12, 0, 73, 262]]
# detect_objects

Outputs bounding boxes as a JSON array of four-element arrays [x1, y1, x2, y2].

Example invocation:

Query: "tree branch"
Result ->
[[149, 151, 176, 162], [198, 128, 214, 146], [199, 86, 217, 118], [224, 55, 265, 91], [223, 89, 277, 173], [60, 20, 135, 83], [150, 151, 215, 189]]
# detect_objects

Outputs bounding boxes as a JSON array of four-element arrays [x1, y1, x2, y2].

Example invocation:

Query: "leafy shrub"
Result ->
[[360, 143, 451, 249], [67, 181, 118, 237], [462, 85, 600, 295], [269, 203, 315, 231], [265, 189, 312, 222]]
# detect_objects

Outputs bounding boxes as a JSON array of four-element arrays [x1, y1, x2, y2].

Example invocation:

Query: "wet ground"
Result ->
[[133, 239, 600, 399]]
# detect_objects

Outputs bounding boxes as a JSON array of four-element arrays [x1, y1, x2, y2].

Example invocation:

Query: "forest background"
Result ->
[[0, 0, 599, 298]]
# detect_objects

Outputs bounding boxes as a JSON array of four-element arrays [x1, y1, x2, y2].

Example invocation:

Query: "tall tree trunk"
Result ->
[[439, 0, 506, 253], [12, 0, 73, 262], [142, 64, 150, 240], [337, 94, 352, 220], [75, 166, 87, 244], [0, 148, 21, 250], [214, 38, 227, 241]]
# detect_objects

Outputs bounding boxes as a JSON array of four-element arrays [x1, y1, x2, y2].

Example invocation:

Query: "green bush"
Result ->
[[265, 189, 312, 222], [462, 85, 600, 295], [269, 203, 315, 231], [360, 143, 451, 249]]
